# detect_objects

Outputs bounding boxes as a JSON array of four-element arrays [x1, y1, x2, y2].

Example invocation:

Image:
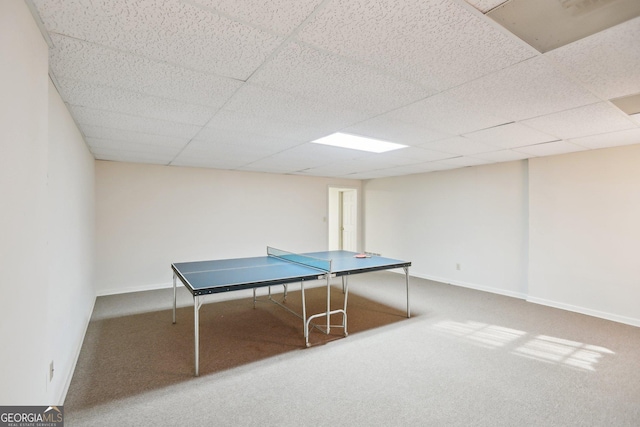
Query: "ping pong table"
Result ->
[[171, 247, 411, 376]]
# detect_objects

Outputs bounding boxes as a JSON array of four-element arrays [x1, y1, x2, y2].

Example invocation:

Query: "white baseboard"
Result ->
[[59, 295, 96, 405], [526, 296, 640, 328], [406, 271, 640, 328], [97, 281, 174, 297], [410, 271, 528, 300], [98, 274, 640, 329]]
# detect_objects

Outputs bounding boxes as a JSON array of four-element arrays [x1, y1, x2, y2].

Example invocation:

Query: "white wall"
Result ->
[[0, 0, 50, 405], [46, 80, 96, 404], [365, 147, 640, 327], [528, 145, 640, 326], [95, 161, 361, 295], [364, 161, 529, 299], [0, 2, 96, 405]]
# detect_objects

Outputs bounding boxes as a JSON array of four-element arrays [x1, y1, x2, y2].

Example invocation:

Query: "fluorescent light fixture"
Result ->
[[311, 133, 407, 153], [487, 0, 640, 53]]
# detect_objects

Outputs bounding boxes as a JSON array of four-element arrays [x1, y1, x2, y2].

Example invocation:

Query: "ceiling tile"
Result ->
[[171, 139, 277, 169], [438, 156, 492, 167], [421, 136, 499, 156], [249, 42, 433, 115], [471, 149, 532, 163], [377, 146, 457, 163], [514, 140, 587, 157], [190, 0, 323, 35], [49, 34, 243, 109], [80, 124, 191, 147], [33, 0, 283, 80], [568, 128, 640, 149], [342, 116, 451, 146], [223, 83, 369, 131], [30, 0, 640, 178], [374, 161, 460, 176], [56, 77, 218, 125], [545, 17, 640, 100], [69, 105, 202, 139], [87, 140, 180, 164], [296, 0, 534, 91], [194, 126, 301, 152], [206, 109, 328, 142], [464, 0, 508, 13], [463, 122, 556, 149], [387, 91, 510, 135], [239, 142, 370, 174], [87, 137, 184, 156], [520, 102, 637, 139], [449, 56, 600, 121]]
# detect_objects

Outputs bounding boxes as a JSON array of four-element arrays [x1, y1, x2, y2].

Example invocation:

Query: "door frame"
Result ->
[[327, 186, 359, 251]]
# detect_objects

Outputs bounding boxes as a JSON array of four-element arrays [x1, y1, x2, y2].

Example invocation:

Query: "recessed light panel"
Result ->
[[311, 133, 407, 153], [487, 0, 640, 53]]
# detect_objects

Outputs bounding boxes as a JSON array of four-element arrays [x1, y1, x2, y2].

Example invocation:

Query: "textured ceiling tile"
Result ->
[[56, 77, 218, 125], [438, 156, 492, 167], [171, 139, 277, 169], [300, 157, 385, 177], [520, 102, 637, 140], [471, 149, 532, 162], [80, 124, 191, 147], [568, 128, 640, 149], [194, 126, 301, 151], [223, 84, 369, 130], [296, 0, 534, 90], [87, 141, 180, 164], [378, 147, 456, 163], [30, 0, 640, 178], [464, 0, 507, 13], [280, 143, 371, 162], [449, 56, 600, 121], [332, 170, 390, 179], [545, 17, 640, 100], [463, 122, 556, 149], [343, 116, 451, 146], [190, 0, 323, 35], [87, 138, 184, 155], [250, 42, 434, 115], [49, 34, 242, 108], [69, 106, 202, 139], [339, 155, 407, 170], [363, 161, 458, 177], [388, 91, 510, 135], [420, 136, 500, 156], [239, 142, 371, 173], [207, 109, 328, 142], [33, 0, 283, 79], [514, 141, 587, 157]]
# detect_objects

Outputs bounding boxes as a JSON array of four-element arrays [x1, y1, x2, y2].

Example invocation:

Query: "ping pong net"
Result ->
[[267, 246, 332, 273]]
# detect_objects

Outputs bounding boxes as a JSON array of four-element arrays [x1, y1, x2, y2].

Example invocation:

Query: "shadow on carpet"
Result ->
[[65, 285, 410, 411]]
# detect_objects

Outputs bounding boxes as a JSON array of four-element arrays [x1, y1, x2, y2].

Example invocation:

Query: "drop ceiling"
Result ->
[[29, 0, 640, 179]]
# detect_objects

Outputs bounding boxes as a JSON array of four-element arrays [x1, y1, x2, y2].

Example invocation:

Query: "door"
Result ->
[[339, 190, 357, 251]]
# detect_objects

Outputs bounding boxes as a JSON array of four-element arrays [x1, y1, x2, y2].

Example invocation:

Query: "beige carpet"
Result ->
[[65, 273, 640, 426]]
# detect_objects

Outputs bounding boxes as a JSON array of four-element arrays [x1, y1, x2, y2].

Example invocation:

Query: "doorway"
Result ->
[[328, 187, 358, 251]]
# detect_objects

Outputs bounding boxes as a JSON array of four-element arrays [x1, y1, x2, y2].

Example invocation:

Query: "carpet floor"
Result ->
[[64, 273, 640, 426]]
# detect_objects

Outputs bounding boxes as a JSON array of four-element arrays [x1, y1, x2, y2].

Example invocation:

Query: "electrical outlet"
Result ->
[[456, 263, 461, 271], [49, 361, 54, 381]]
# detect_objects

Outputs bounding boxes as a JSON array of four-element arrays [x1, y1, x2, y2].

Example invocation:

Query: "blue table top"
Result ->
[[172, 250, 410, 296]]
